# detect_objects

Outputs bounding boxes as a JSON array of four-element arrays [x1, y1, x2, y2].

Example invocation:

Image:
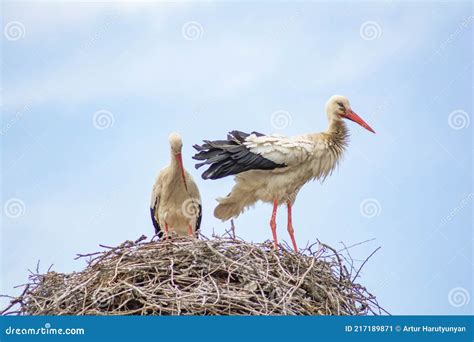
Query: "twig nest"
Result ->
[[3, 236, 383, 315]]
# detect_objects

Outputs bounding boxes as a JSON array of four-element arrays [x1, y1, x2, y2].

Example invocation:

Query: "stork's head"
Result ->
[[169, 132, 183, 153], [168, 132, 188, 190], [325, 95, 375, 133]]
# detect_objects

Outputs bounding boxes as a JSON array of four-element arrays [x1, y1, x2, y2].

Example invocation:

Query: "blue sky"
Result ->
[[1, 1, 472, 315]]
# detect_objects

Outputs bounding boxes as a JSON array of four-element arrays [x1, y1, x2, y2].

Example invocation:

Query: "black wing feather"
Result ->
[[193, 130, 286, 180], [195, 204, 202, 233], [150, 206, 163, 238]]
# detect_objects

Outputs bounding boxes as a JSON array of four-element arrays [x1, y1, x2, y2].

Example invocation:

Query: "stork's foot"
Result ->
[[187, 224, 194, 237], [164, 222, 170, 240], [270, 199, 279, 250], [287, 224, 298, 252], [287, 201, 298, 253], [270, 221, 278, 250]]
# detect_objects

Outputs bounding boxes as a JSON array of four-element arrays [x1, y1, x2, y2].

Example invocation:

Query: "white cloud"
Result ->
[[3, 29, 281, 109], [2, 2, 189, 38], [4, 4, 438, 113], [309, 13, 435, 89]]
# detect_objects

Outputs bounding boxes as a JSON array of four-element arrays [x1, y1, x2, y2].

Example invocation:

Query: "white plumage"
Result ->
[[151, 133, 202, 238], [193, 95, 375, 251], [244, 134, 315, 166]]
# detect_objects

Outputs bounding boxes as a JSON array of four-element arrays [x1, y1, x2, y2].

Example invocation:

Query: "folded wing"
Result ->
[[193, 130, 313, 180]]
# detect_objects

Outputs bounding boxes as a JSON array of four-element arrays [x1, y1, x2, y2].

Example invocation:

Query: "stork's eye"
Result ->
[[337, 102, 344, 108]]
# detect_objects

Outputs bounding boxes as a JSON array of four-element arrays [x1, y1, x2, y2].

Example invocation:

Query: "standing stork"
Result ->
[[193, 95, 375, 251], [151, 133, 202, 239]]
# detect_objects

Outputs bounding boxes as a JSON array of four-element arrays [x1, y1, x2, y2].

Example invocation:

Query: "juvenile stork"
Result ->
[[193, 95, 375, 251], [151, 133, 202, 239]]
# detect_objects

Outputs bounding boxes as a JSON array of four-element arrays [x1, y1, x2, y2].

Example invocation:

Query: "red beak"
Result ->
[[175, 153, 188, 191], [344, 109, 376, 134]]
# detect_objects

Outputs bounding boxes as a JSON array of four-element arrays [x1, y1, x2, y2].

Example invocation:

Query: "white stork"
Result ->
[[151, 133, 202, 239], [193, 95, 375, 251]]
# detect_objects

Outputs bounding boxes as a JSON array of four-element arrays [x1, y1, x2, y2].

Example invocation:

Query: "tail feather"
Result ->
[[214, 202, 241, 221], [213, 187, 257, 221], [193, 130, 285, 180]]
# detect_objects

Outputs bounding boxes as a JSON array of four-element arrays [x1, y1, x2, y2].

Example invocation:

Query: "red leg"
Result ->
[[188, 224, 194, 237], [270, 199, 279, 249], [287, 201, 298, 252], [164, 222, 169, 240]]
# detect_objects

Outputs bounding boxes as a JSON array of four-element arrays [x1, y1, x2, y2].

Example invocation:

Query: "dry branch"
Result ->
[[1, 235, 384, 316]]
